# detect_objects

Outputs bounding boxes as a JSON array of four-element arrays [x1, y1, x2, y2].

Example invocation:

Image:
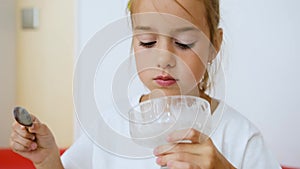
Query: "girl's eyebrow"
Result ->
[[134, 26, 199, 33], [173, 27, 199, 33], [134, 26, 154, 31]]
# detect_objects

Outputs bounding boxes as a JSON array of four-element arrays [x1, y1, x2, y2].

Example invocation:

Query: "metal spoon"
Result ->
[[13, 106, 33, 127]]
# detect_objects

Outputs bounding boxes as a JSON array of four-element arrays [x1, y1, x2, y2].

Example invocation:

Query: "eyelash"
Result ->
[[139, 41, 194, 50], [175, 42, 195, 50], [139, 41, 156, 48]]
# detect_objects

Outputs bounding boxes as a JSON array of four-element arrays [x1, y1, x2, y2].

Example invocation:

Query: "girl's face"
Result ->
[[131, 0, 215, 97]]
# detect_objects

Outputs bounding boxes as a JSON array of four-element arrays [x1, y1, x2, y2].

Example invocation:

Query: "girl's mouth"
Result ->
[[153, 75, 178, 87]]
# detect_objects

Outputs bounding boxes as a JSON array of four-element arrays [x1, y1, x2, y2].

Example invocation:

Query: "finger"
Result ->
[[167, 128, 202, 143], [11, 131, 37, 150], [10, 139, 32, 152], [167, 160, 198, 169], [12, 122, 36, 140], [155, 143, 203, 156], [156, 152, 199, 167]]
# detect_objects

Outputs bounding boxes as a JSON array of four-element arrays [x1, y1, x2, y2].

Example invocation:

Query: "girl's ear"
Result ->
[[214, 28, 223, 52], [209, 28, 223, 62]]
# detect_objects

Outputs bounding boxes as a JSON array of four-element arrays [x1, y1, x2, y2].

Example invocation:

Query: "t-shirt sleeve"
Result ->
[[61, 134, 93, 169], [241, 132, 282, 169]]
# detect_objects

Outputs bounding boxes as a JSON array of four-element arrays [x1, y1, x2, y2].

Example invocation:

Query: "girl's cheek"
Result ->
[[133, 43, 142, 50]]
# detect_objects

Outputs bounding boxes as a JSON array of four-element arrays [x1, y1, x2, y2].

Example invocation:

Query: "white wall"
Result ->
[[0, 0, 16, 147], [77, 0, 300, 167], [15, 0, 75, 147], [75, 0, 130, 139], [221, 0, 300, 166]]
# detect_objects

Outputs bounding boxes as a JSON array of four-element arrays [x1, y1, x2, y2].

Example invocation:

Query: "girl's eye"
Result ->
[[175, 42, 195, 50], [139, 41, 156, 48]]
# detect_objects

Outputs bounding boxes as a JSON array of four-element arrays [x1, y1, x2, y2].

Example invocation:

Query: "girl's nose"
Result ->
[[157, 55, 176, 69], [157, 40, 176, 69]]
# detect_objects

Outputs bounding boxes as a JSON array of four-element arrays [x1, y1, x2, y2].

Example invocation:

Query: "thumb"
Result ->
[[30, 114, 40, 123], [28, 122, 50, 136]]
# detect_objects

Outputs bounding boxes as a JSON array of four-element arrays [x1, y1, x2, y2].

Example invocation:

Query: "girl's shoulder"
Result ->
[[212, 101, 261, 142], [211, 101, 281, 168], [212, 100, 260, 136]]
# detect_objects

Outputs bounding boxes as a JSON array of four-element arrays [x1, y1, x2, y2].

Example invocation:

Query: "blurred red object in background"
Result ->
[[0, 148, 66, 169]]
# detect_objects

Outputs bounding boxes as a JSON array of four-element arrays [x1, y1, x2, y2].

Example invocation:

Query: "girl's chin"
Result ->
[[141, 88, 201, 102], [147, 88, 182, 98], [146, 86, 200, 98]]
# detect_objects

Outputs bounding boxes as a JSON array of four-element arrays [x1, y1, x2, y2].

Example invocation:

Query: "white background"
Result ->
[[77, 0, 300, 167]]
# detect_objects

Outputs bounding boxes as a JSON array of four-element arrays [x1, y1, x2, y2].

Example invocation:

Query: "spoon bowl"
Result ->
[[13, 107, 33, 127]]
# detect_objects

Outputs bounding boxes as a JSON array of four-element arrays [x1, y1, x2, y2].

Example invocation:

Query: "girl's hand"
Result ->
[[10, 115, 63, 169], [154, 128, 236, 169]]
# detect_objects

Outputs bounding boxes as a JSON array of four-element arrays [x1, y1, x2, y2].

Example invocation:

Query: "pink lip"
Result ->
[[154, 75, 177, 87]]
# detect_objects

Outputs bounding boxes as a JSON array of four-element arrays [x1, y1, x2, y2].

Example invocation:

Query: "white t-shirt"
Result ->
[[61, 100, 281, 169]]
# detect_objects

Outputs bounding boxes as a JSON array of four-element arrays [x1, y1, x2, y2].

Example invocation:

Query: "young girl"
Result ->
[[10, 0, 281, 168]]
